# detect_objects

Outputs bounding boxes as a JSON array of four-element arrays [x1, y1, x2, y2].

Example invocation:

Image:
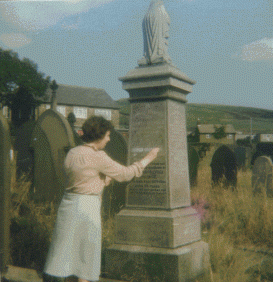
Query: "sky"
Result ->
[[0, 0, 272, 110]]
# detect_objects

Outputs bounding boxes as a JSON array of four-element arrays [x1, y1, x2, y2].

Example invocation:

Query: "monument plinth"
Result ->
[[103, 1, 209, 281], [104, 64, 209, 282]]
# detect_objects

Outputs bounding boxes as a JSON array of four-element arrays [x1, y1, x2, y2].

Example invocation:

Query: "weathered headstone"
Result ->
[[252, 156, 273, 197], [30, 109, 75, 203], [14, 120, 36, 179], [0, 112, 12, 275], [251, 143, 273, 165], [104, 2, 210, 281], [188, 146, 199, 187], [102, 129, 128, 219], [234, 146, 252, 170], [211, 145, 237, 187]]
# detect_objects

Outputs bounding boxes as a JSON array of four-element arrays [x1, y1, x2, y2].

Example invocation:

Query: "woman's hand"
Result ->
[[140, 147, 160, 168], [105, 176, 113, 186]]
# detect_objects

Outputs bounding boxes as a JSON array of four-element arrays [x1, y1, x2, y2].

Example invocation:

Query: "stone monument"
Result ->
[[103, 1, 210, 281], [30, 109, 76, 203], [0, 112, 12, 275], [252, 156, 273, 197], [138, 0, 171, 66]]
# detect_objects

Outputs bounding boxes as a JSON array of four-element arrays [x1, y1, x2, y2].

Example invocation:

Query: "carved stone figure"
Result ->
[[138, 0, 171, 66]]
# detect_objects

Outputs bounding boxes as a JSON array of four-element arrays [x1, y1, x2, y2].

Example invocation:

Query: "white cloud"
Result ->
[[234, 38, 273, 61], [0, 33, 32, 48], [0, 0, 115, 31]]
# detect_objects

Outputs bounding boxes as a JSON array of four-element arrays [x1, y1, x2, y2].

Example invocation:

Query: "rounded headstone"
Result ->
[[102, 129, 128, 219], [210, 145, 237, 187], [13, 120, 36, 179], [30, 110, 75, 203], [252, 156, 273, 197], [251, 143, 273, 165]]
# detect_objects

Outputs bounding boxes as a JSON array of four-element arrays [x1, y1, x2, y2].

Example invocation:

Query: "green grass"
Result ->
[[117, 99, 273, 134]]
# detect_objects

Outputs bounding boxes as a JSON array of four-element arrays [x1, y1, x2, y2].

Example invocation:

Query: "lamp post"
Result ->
[[50, 80, 58, 111]]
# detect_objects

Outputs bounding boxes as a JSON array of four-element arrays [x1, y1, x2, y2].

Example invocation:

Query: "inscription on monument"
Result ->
[[127, 101, 167, 208], [130, 162, 166, 194]]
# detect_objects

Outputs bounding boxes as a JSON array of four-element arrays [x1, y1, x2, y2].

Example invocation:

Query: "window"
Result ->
[[45, 104, 50, 110], [94, 109, 111, 120], [227, 134, 233, 139], [73, 107, 87, 119], [57, 106, 66, 117], [206, 134, 211, 139]]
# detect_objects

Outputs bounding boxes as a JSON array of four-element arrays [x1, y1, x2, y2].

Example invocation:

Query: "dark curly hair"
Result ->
[[81, 116, 113, 143]]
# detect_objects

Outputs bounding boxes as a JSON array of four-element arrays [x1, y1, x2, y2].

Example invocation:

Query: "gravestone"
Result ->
[[0, 112, 12, 275], [251, 143, 273, 165], [234, 146, 252, 170], [102, 129, 128, 219], [211, 145, 237, 187], [14, 120, 36, 179], [188, 146, 199, 187], [252, 156, 273, 197], [104, 2, 210, 281], [30, 109, 75, 203]]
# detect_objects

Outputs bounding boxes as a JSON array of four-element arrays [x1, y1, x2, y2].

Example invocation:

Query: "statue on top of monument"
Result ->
[[138, 0, 171, 66]]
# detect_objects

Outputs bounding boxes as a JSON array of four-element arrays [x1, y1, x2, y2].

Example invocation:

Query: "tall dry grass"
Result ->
[[9, 151, 273, 281], [191, 151, 273, 282], [9, 173, 56, 272]]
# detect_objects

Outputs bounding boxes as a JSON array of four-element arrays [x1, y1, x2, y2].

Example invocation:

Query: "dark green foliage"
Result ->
[[213, 125, 227, 139], [10, 208, 52, 272], [0, 48, 51, 127], [67, 112, 76, 126]]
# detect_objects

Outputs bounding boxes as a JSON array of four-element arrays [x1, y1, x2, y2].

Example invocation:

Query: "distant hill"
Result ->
[[117, 99, 273, 134]]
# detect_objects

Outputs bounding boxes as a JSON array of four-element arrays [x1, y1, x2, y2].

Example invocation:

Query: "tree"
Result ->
[[0, 48, 51, 127], [213, 125, 227, 139]]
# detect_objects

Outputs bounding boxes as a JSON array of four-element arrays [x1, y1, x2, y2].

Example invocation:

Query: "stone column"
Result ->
[[103, 63, 210, 282]]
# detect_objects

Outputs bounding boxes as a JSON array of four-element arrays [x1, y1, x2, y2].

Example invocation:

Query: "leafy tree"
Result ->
[[0, 48, 51, 127], [213, 125, 227, 139]]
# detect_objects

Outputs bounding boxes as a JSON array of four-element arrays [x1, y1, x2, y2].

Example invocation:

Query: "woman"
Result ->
[[43, 116, 159, 282]]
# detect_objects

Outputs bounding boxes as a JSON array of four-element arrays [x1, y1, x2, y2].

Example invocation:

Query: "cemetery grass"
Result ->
[[9, 163, 273, 281], [191, 150, 273, 282]]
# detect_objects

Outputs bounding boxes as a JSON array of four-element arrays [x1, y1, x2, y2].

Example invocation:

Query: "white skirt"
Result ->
[[44, 193, 102, 281]]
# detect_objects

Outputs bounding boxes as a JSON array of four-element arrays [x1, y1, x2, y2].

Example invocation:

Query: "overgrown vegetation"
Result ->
[[0, 48, 51, 127], [9, 151, 273, 281]]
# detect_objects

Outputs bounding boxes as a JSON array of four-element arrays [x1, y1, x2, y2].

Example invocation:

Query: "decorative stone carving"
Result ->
[[138, 0, 171, 66]]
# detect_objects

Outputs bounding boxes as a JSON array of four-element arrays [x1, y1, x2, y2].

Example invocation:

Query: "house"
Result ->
[[196, 124, 236, 145], [1, 84, 120, 131], [37, 84, 120, 131]]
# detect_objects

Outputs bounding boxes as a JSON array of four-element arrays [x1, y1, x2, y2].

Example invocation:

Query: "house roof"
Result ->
[[197, 124, 236, 134], [43, 84, 120, 109]]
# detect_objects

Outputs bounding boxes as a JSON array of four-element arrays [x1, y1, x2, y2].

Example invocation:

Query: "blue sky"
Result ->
[[0, 0, 272, 109]]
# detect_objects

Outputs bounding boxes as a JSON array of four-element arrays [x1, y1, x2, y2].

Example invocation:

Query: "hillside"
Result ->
[[117, 99, 273, 134]]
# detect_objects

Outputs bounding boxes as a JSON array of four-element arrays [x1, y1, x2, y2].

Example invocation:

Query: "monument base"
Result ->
[[115, 207, 201, 248], [103, 241, 210, 282]]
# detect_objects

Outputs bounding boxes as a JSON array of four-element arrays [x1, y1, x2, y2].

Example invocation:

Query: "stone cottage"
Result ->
[[37, 84, 120, 132], [197, 124, 236, 145]]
